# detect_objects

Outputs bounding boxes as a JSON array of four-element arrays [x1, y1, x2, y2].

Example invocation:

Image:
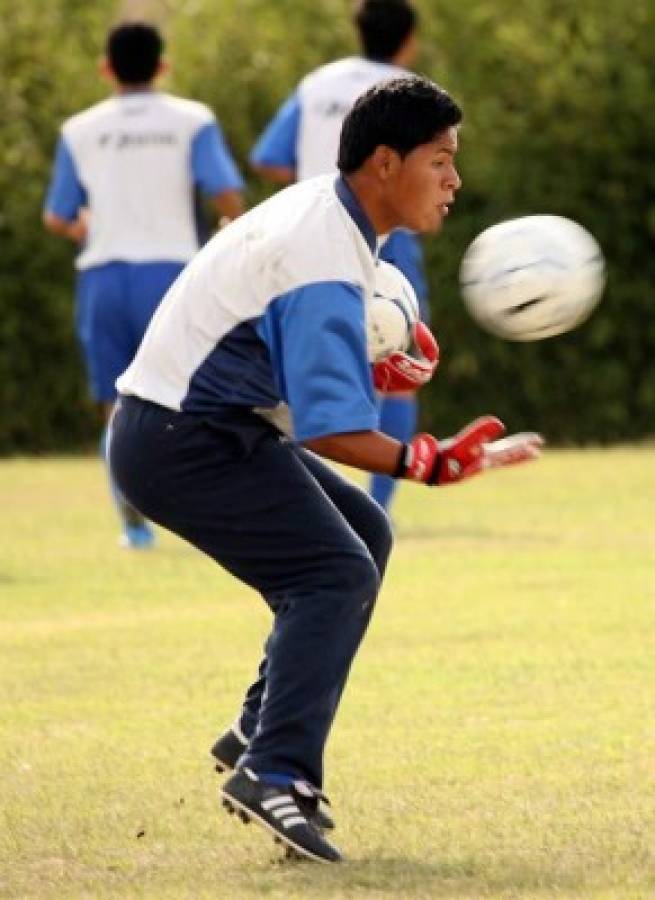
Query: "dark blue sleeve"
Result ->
[[257, 282, 378, 441], [44, 137, 87, 220], [250, 93, 300, 169], [191, 122, 244, 195], [380, 230, 430, 321]]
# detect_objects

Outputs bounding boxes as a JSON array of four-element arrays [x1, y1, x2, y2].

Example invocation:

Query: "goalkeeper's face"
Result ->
[[388, 126, 461, 234]]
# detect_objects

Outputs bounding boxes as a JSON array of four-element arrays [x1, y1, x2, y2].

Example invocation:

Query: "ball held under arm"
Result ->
[[372, 322, 440, 393]]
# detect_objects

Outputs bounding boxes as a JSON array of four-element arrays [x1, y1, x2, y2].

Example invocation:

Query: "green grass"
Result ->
[[1, 450, 654, 899]]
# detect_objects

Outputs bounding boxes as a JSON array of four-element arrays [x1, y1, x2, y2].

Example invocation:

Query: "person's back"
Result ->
[[62, 92, 239, 268], [294, 56, 404, 180], [251, 0, 418, 185]]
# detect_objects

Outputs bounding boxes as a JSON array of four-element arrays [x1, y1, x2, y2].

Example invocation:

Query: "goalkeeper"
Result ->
[[110, 76, 542, 864]]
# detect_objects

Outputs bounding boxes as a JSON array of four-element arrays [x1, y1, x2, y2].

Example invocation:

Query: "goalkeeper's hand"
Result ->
[[373, 321, 439, 393], [394, 416, 544, 485]]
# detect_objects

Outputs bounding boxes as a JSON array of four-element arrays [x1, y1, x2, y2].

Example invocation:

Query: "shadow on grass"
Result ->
[[0, 572, 44, 584], [271, 854, 605, 897], [395, 526, 557, 543]]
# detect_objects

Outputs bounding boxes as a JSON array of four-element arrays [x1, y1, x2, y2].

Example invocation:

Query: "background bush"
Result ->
[[1, 0, 653, 452]]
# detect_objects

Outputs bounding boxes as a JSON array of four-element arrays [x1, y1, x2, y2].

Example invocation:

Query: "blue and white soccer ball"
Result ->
[[459, 215, 606, 341], [367, 260, 420, 362]]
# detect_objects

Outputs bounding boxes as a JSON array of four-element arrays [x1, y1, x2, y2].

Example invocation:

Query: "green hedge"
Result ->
[[1, 0, 653, 452]]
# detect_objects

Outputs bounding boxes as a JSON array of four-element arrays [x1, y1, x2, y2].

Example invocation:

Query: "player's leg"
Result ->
[[109, 262, 185, 547], [211, 647, 268, 772], [76, 264, 150, 545], [110, 399, 387, 859], [296, 446, 393, 574], [211, 445, 393, 732], [369, 392, 418, 511], [211, 446, 393, 809], [209, 644, 336, 834], [111, 400, 386, 787]]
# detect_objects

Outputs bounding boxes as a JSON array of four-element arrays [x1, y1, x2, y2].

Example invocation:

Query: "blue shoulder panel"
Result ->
[[250, 92, 300, 169], [191, 122, 244, 195], [44, 137, 87, 220], [258, 281, 378, 441]]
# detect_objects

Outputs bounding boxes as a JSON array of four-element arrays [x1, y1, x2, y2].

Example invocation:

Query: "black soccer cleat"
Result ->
[[211, 726, 335, 831], [220, 768, 343, 864], [211, 725, 248, 774]]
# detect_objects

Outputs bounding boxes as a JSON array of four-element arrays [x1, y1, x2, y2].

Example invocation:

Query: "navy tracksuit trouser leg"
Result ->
[[109, 396, 393, 789], [236, 445, 393, 769]]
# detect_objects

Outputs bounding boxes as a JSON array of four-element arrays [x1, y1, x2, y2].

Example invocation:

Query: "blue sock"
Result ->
[[370, 395, 417, 511], [258, 772, 297, 787]]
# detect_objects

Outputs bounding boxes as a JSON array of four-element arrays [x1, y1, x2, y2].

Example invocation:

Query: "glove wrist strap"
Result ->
[[393, 437, 442, 484], [392, 444, 409, 479], [428, 454, 442, 485]]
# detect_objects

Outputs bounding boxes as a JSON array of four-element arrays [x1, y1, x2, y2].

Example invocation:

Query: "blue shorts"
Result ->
[[75, 261, 185, 402]]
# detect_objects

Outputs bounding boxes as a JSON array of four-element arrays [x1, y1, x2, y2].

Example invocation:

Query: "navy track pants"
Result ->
[[109, 396, 393, 788]]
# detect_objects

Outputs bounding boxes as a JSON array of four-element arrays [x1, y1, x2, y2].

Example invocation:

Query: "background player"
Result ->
[[250, 0, 428, 515], [43, 20, 244, 548], [109, 76, 542, 862]]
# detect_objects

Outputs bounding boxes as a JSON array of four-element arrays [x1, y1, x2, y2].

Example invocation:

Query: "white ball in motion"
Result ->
[[459, 215, 606, 341]]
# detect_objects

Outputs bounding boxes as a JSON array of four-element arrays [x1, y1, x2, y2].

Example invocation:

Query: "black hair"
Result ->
[[353, 0, 417, 62], [337, 76, 462, 173], [106, 21, 163, 85]]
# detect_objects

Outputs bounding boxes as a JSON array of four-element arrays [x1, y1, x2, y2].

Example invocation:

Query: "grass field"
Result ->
[[1, 450, 654, 899]]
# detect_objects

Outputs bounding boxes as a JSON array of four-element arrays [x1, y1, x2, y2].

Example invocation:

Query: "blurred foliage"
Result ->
[[0, 0, 653, 451]]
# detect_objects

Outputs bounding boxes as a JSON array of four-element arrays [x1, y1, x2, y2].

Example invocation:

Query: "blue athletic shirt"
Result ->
[[117, 175, 381, 442]]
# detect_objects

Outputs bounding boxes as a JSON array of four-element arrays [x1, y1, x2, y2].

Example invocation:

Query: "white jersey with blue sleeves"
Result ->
[[45, 92, 243, 270], [116, 175, 380, 442], [250, 58, 428, 314], [252, 57, 404, 181]]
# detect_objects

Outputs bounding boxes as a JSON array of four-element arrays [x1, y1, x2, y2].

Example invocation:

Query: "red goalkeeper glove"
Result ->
[[373, 321, 439, 393], [393, 416, 544, 485]]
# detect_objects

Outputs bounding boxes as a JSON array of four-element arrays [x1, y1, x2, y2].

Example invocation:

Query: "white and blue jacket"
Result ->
[[117, 175, 381, 442]]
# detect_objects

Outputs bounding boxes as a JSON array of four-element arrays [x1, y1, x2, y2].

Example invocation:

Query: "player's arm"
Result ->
[[250, 93, 300, 185], [306, 419, 543, 485], [43, 136, 88, 243], [212, 190, 245, 223], [43, 209, 88, 243], [192, 121, 245, 223], [304, 430, 404, 474], [263, 281, 541, 483], [250, 163, 295, 185]]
